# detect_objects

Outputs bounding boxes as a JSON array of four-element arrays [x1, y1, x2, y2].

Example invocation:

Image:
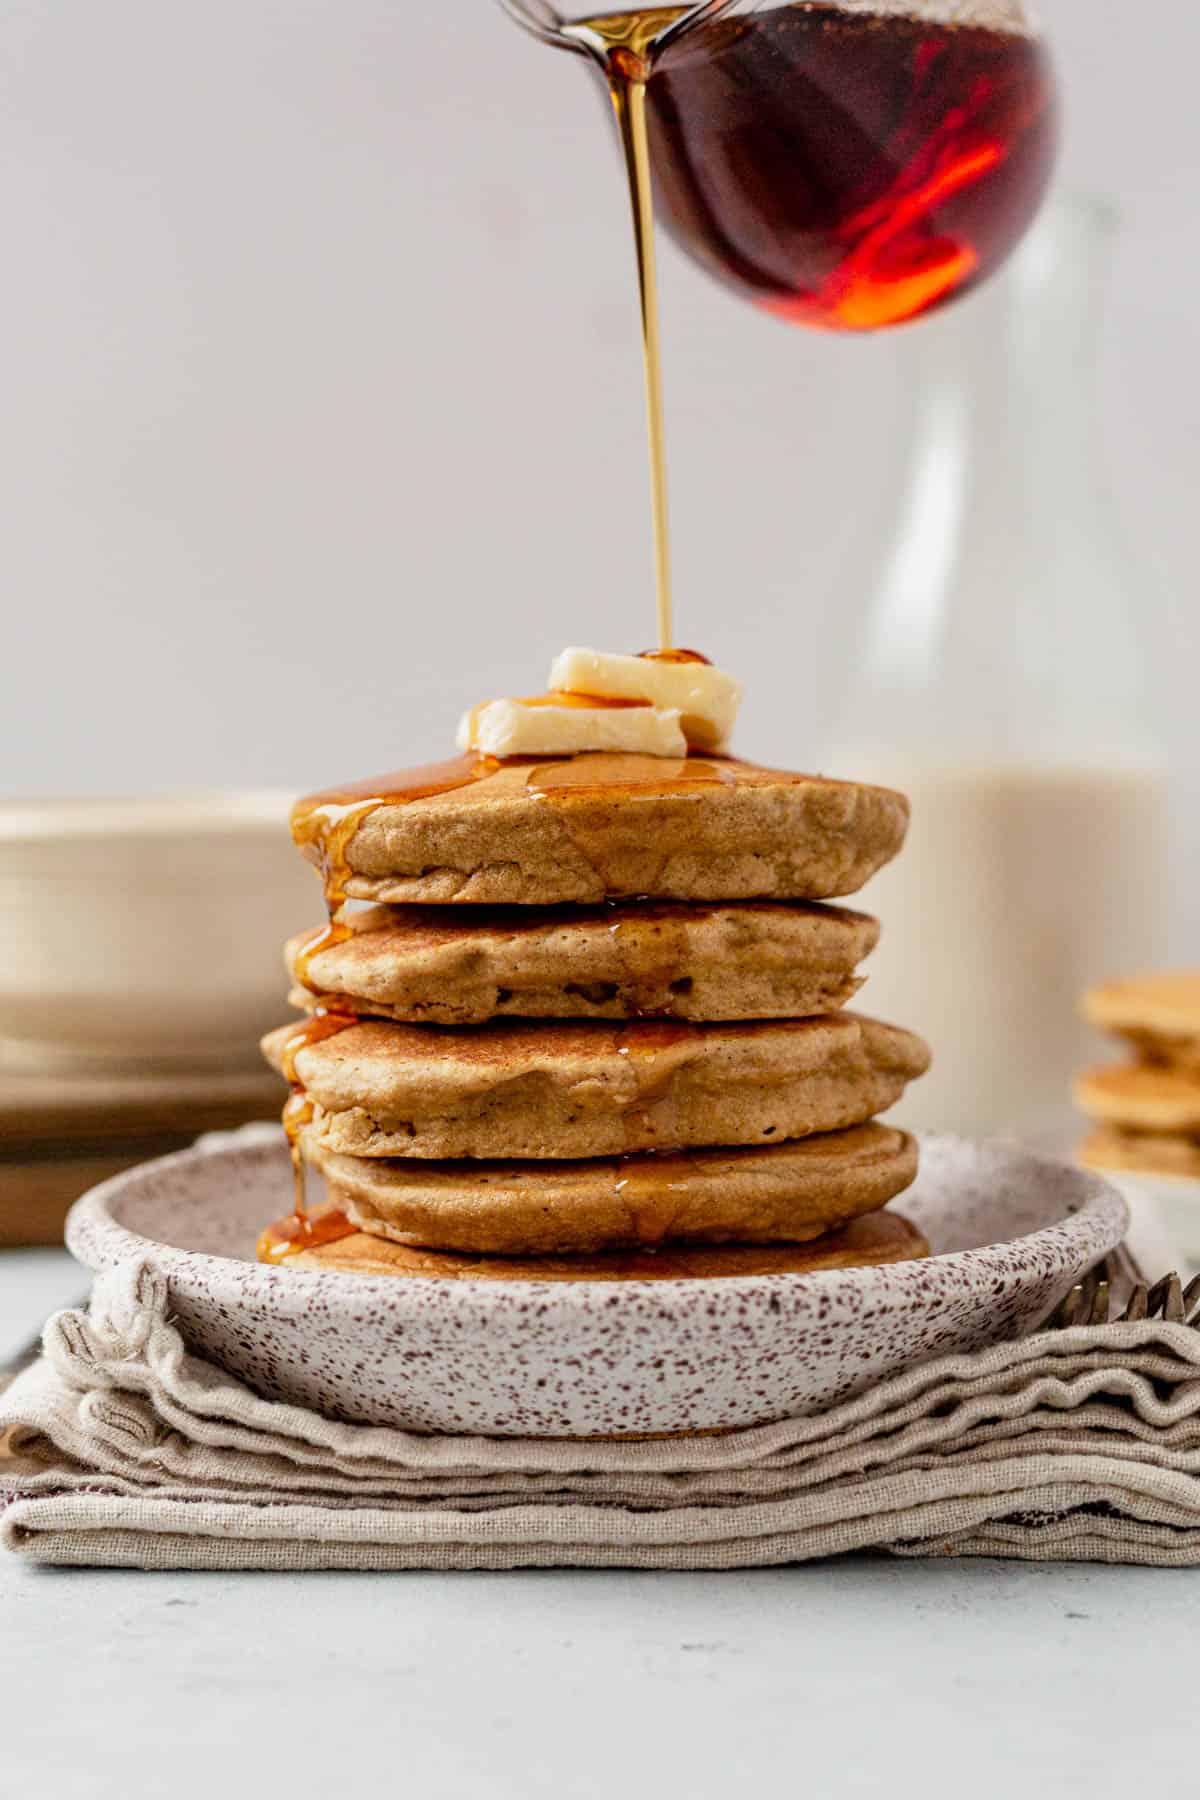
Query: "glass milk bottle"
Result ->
[[825, 196, 1168, 1141]]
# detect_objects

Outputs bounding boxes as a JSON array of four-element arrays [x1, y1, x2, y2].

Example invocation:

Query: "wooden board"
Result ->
[[0, 1065, 285, 1245], [1, 1065, 285, 1153]]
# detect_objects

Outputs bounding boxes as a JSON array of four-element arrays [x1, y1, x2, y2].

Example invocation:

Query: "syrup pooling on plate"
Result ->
[[257, 1205, 358, 1266]]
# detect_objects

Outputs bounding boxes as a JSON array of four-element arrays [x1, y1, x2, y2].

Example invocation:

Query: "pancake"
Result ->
[[1078, 1126, 1200, 1183], [264, 1204, 930, 1280], [262, 1012, 931, 1161], [286, 899, 879, 1026], [1075, 1064, 1200, 1135], [290, 751, 909, 907], [310, 1123, 918, 1254], [1083, 972, 1200, 1073]]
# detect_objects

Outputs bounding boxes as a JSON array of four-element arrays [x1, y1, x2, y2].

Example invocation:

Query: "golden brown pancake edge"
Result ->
[[298, 752, 910, 906], [285, 898, 880, 1026], [262, 1012, 932, 1161], [312, 1122, 919, 1254]]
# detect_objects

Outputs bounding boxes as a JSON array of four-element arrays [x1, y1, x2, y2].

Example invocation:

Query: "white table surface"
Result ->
[[3, 1249, 1196, 1797]]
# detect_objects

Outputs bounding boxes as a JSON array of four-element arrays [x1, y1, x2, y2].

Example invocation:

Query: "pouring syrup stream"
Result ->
[[572, 8, 687, 652], [604, 17, 674, 654]]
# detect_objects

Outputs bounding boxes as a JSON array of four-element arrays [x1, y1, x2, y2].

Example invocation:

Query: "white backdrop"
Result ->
[[2, 0, 1196, 939]]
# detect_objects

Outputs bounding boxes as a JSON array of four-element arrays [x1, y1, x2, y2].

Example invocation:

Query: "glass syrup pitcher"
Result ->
[[501, 0, 1059, 333]]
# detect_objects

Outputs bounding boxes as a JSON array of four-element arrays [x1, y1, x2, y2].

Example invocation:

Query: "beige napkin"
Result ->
[[6, 1258, 1200, 1570]]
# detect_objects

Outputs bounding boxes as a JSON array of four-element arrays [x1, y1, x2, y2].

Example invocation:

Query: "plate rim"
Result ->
[[65, 1129, 1130, 1318]]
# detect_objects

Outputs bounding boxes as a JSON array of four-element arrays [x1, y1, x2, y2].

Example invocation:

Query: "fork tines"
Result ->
[[1051, 1260, 1200, 1330]]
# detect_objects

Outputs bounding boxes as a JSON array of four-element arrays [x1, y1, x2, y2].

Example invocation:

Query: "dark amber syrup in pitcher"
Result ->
[[593, 1, 1057, 331]]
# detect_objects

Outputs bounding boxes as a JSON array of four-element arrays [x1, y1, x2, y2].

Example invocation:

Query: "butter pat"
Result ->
[[458, 698, 687, 759], [548, 647, 741, 751]]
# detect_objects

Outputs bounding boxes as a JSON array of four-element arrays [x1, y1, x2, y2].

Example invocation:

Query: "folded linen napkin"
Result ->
[[6, 1258, 1200, 1570]]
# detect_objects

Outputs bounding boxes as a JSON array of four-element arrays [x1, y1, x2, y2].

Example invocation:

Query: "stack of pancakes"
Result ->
[[260, 751, 932, 1280], [1077, 973, 1200, 1181]]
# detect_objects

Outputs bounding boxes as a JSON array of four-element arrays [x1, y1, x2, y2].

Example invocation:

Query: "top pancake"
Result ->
[[287, 899, 879, 1025], [1084, 972, 1200, 1073], [291, 752, 909, 907]]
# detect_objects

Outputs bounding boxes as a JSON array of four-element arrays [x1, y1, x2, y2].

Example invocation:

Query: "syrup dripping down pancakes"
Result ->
[[285, 899, 881, 1027], [258, 665, 930, 1281], [261, 1013, 928, 1163], [288, 751, 911, 908]]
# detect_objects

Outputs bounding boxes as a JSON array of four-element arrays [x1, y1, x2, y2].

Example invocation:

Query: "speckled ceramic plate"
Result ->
[[65, 1128, 1127, 1438]]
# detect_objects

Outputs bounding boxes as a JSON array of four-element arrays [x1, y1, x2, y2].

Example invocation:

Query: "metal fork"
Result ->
[[1051, 1250, 1200, 1330]]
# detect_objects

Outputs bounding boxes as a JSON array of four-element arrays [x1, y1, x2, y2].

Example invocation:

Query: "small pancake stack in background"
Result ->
[[259, 651, 932, 1282], [1077, 972, 1200, 1267]]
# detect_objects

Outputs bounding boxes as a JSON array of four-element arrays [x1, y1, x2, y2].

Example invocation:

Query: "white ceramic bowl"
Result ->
[[0, 793, 317, 1073], [66, 1129, 1128, 1437]]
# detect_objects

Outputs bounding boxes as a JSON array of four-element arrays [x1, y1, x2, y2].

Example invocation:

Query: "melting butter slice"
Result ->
[[457, 696, 686, 758], [549, 647, 741, 751]]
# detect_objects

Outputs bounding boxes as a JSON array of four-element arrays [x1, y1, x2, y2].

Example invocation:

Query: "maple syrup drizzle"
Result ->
[[519, 691, 650, 710], [638, 647, 711, 666], [611, 1155, 690, 1243], [277, 1010, 357, 1087], [291, 753, 499, 914], [614, 1017, 700, 1150], [607, 1143, 732, 1244], [293, 748, 749, 901], [460, 690, 653, 749], [273, 1011, 357, 1230], [291, 917, 355, 995], [524, 752, 737, 795], [576, 7, 685, 653], [605, 900, 699, 1018]]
